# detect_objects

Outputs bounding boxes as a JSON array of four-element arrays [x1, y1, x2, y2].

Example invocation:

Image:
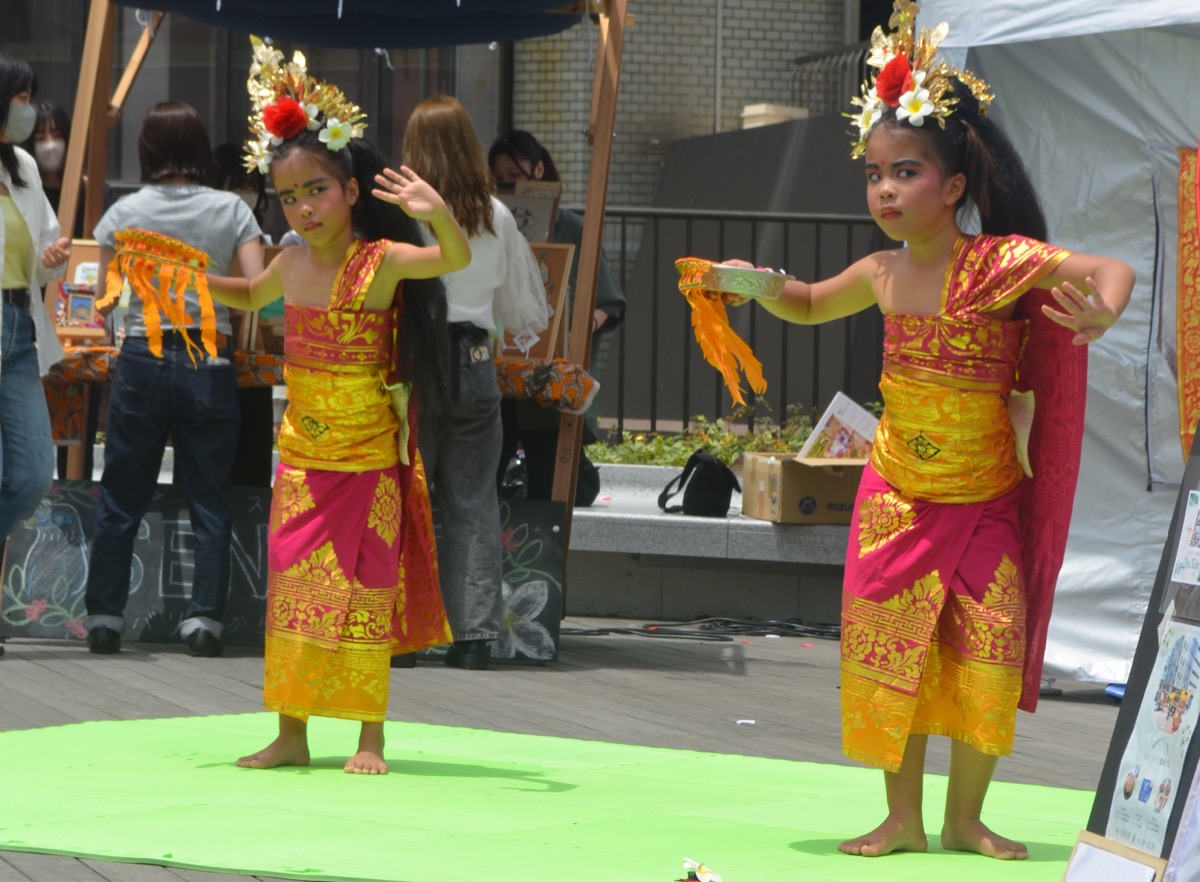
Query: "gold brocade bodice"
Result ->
[[871, 309, 1027, 503], [278, 303, 400, 472], [869, 234, 1071, 504]]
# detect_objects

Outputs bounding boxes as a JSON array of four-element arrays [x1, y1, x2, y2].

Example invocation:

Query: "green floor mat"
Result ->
[[0, 714, 1090, 881]]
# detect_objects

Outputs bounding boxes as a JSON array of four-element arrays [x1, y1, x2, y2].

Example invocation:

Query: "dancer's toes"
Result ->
[[344, 750, 388, 774], [839, 817, 927, 857], [236, 738, 310, 769], [942, 819, 1028, 860]]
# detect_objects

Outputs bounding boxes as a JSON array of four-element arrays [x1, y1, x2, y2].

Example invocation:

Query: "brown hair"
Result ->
[[137, 102, 213, 184], [402, 95, 494, 237]]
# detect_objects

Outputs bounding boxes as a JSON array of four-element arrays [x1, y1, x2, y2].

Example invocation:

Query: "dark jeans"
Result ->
[[419, 326, 503, 642], [0, 303, 54, 545], [85, 333, 240, 629]]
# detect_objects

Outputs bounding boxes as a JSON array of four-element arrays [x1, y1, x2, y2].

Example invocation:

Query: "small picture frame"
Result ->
[[1063, 830, 1167, 882], [68, 292, 95, 324]]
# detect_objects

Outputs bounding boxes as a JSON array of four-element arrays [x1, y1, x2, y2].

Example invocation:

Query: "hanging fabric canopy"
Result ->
[[106, 0, 583, 48]]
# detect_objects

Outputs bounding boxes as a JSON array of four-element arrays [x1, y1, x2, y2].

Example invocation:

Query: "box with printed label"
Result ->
[[739, 454, 867, 525]]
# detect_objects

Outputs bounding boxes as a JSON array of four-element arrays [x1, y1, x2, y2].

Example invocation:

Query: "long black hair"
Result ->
[[873, 77, 1047, 241], [271, 132, 451, 426], [0, 49, 36, 188]]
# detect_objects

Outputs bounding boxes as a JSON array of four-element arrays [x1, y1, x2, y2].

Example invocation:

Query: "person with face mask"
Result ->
[[0, 50, 70, 621], [25, 101, 117, 239]]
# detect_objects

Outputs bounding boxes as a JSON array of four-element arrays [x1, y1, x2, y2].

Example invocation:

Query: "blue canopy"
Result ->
[[111, 0, 583, 48]]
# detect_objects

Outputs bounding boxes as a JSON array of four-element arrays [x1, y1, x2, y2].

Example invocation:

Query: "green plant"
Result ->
[[586, 397, 818, 467]]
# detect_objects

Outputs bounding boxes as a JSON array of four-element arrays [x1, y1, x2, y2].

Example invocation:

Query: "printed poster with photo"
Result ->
[[1108, 618, 1200, 855], [1171, 491, 1200, 587]]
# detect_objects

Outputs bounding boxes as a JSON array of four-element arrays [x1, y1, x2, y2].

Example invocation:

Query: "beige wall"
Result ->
[[511, 0, 845, 208]]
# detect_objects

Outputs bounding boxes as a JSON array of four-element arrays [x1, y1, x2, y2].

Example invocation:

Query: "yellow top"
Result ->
[[1, 194, 32, 289]]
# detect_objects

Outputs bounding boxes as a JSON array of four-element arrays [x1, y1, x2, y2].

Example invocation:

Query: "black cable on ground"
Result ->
[[560, 617, 840, 642]]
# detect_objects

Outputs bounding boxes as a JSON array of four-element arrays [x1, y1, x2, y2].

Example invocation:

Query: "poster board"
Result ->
[[1089, 421, 1200, 872], [497, 180, 561, 243], [1063, 831, 1167, 881], [496, 242, 574, 361]]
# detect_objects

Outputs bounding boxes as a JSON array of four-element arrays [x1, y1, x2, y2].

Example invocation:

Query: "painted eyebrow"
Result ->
[[276, 176, 330, 196], [864, 158, 925, 171]]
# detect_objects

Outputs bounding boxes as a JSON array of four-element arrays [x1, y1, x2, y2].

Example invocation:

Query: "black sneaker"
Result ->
[[87, 627, 121, 654], [185, 629, 223, 658]]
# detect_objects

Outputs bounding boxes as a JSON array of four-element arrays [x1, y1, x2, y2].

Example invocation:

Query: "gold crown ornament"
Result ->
[[243, 35, 367, 173], [847, 0, 993, 157]]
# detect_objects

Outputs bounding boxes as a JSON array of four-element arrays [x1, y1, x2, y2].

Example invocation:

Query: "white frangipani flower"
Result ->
[[896, 87, 934, 126], [319, 118, 351, 151]]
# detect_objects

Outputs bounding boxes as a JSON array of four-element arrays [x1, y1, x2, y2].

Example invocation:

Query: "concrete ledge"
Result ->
[[570, 464, 850, 566]]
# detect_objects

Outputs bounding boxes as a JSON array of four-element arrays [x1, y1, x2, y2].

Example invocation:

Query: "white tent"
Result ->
[[918, 1, 1200, 685]]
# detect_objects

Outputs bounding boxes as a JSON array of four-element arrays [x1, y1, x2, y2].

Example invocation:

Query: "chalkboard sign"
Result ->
[[2, 482, 565, 660], [494, 498, 565, 663], [1, 481, 271, 646], [1089, 425, 1200, 867]]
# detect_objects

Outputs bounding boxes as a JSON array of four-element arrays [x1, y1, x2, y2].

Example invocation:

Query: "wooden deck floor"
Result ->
[[0, 618, 1121, 881]]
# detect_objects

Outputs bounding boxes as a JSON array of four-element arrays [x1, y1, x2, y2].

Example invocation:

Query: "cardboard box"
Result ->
[[739, 453, 866, 524]]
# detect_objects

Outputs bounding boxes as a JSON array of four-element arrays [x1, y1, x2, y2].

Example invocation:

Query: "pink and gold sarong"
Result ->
[[264, 240, 451, 723], [842, 234, 1086, 772]]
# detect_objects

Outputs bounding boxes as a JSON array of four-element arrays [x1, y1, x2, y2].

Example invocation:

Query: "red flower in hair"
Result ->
[[875, 55, 913, 107], [263, 97, 308, 140]]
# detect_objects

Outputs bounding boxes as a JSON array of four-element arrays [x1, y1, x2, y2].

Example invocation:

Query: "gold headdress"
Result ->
[[847, 1, 993, 158], [243, 35, 367, 173]]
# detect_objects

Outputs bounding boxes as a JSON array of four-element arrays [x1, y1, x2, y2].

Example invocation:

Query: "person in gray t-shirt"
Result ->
[[84, 102, 264, 659]]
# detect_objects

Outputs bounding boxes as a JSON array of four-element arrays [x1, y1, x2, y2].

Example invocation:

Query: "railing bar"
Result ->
[[650, 216, 660, 433], [616, 214, 628, 436], [748, 220, 759, 431], [682, 217, 692, 428], [813, 223, 822, 409], [780, 221, 790, 416], [563, 205, 874, 225]]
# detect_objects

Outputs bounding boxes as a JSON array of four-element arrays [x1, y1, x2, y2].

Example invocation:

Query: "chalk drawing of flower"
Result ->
[[494, 579, 555, 660]]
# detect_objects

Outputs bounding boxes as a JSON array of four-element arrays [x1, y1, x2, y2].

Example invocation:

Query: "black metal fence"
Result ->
[[575, 205, 885, 438]]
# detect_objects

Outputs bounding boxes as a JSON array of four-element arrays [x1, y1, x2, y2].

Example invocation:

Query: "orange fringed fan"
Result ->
[[98, 229, 216, 366], [675, 257, 766, 407]]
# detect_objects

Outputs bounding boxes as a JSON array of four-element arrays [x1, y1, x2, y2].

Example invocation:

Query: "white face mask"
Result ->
[[34, 138, 66, 173], [2, 101, 36, 144]]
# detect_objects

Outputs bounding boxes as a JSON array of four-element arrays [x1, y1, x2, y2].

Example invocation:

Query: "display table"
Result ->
[[44, 345, 285, 479]]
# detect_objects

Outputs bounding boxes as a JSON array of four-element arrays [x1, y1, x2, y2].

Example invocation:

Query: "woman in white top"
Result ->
[[402, 95, 548, 670], [0, 50, 68, 555]]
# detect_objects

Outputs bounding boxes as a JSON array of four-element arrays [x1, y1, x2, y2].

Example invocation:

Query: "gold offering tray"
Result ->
[[676, 259, 792, 301]]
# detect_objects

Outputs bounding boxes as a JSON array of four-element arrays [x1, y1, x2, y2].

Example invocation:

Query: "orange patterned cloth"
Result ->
[[494, 355, 599, 414], [675, 257, 766, 407], [1178, 148, 1200, 459], [265, 239, 450, 722], [100, 229, 218, 366], [842, 234, 1085, 772], [44, 347, 283, 444]]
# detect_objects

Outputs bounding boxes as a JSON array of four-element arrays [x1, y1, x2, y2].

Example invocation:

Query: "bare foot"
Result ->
[[839, 816, 928, 857], [344, 749, 388, 775], [236, 735, 311, 769], [942, 819, 1028, 860], [345, 721, 387, 774]]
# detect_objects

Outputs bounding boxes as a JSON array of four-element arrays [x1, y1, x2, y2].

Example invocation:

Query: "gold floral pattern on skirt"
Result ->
[[857, 489, 916, 557]]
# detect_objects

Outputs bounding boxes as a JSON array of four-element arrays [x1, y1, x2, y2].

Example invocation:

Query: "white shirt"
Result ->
[[0, 146, 65, 377], [442, 197, 549, 336]]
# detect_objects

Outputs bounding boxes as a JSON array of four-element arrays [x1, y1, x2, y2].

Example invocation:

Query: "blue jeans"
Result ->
[[0, 303, 54, 545], [85, 333, 240, 631], [419, 328, 503, 642]]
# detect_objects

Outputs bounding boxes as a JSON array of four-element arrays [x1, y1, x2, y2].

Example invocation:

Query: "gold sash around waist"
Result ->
[[870, 372, 1022, 503], [278, 364, 399, 472]]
